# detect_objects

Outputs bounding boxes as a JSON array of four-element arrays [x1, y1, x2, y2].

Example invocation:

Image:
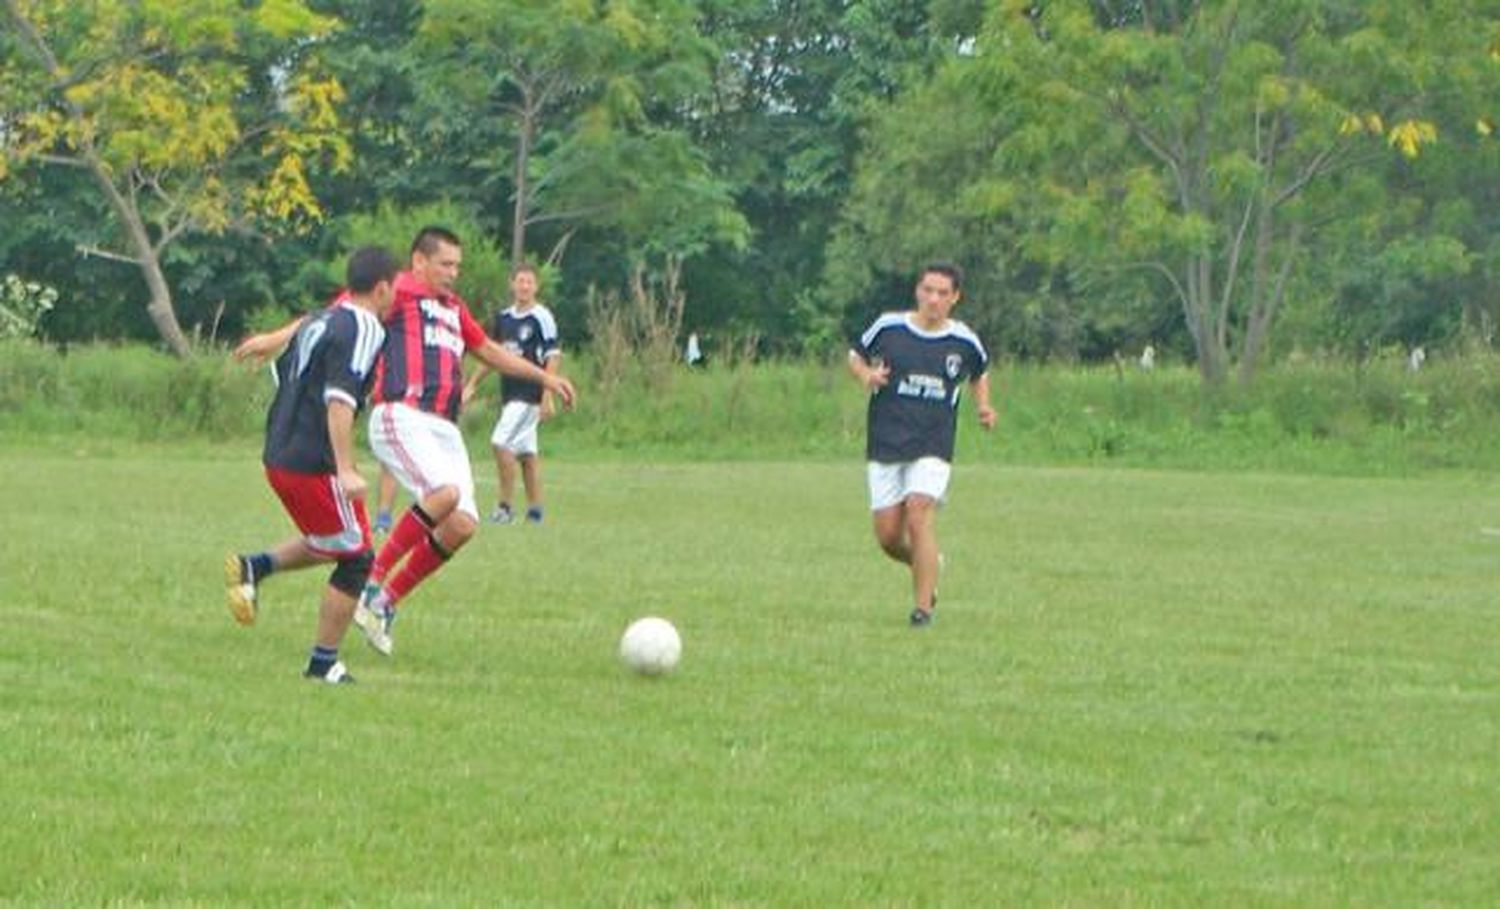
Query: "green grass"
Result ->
[[2, 448, 1498, 905]]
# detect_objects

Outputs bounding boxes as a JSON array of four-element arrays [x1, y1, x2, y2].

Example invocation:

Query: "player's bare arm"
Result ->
[[847, 349, 890, 392], [326, 399, 367, 500], [473, 339, 577, 409], [540, 354, 562, 421], [232, 316, 306, 365], [972, 373, 997, 431]]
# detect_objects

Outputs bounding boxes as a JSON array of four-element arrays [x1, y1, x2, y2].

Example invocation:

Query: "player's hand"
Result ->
[[548, 375, 577, 411], [977, 404, 998, 431], [232, 333, 280, 365], [461, 384, 477, 407], [540, 397, 557, 422], [863, 361, 891, 392], [337, 467, 368, 501]]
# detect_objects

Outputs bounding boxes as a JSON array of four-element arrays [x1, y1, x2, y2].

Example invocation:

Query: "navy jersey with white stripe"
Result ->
[[491, 303, 560, 405], [852, 312, 989, 462], [263, 299, 385, 473]]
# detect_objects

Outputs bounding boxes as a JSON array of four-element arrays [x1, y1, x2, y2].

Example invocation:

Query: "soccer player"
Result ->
[[224, 246, 400, 683], [461, 262, 561, 525], [847, 261, 996, 627], [355, 227, 575, 655]]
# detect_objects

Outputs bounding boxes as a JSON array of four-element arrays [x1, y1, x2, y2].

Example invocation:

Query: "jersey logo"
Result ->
[[945, 353, 963, 379], [518, 323, 534, 342]]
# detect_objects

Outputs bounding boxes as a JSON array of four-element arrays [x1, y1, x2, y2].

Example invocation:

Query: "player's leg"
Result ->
[[229, 467, 353, 626], [871, 505, 910, 564], [373, 466, 398, 536], [358, 413, 478, 653], [902, 458, 952, 627], [496, 448, 519, 522], [305, 550, 372, 684], [367, 403, 463, 579], [520, 455, 543, 523], [904, 494, 940, 621], [867, 462, 910, 563]]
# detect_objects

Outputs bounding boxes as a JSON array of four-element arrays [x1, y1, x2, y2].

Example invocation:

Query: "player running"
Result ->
[[224, 246, 400, 683]]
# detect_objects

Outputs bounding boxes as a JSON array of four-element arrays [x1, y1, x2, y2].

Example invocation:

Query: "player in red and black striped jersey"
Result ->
[[355, 227, 576, 656], [847, 262, 996, 629], [224, 247, 400, 684]]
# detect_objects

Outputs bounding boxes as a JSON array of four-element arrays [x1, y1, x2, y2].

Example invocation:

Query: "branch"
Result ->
[[523, 204, 615, 227], [1109, 260, 1192, 314], [36, 153, 89, 169], [77, 244, 142, 266]]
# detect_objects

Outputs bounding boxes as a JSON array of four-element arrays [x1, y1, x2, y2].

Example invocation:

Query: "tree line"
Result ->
[[3, 0, 1496, 385]]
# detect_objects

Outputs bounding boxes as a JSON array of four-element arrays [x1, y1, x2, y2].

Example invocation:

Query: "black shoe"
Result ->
[[304, 660, 355, 684], [909, 607, 934, 628]]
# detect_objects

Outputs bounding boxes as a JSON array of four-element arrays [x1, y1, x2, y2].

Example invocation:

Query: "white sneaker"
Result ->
[[305, 660, 355, 684], [353, 586, 394, 656]]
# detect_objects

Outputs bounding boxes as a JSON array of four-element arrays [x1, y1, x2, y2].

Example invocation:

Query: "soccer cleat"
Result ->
[[353, 585, 394, 656], [489, 504, 515, 525], [909, 607, 934, 628], [525, 506, 544, 524], [224, 554, 258, 626], [304, 660, 355, 684], [372, 511, 393, 537]]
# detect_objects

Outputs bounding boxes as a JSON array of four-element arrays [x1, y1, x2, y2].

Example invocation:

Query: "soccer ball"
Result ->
[[619, 617, 682, 676]]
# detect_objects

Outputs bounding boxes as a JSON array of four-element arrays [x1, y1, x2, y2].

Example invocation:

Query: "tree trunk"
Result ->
[[510, 86, 537, 267], [84, 158, 192, 357]]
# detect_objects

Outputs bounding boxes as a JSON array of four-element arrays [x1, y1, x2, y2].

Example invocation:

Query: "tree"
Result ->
[[832, 0, 1499, 381], [1, 0, 351, 355], [412, 0, 746, 271]]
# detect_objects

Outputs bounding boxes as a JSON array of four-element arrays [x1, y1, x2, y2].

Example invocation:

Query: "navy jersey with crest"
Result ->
[[264, 299, 385, 473], [490, 303, 559, 405], [852, 312, 989, 463]]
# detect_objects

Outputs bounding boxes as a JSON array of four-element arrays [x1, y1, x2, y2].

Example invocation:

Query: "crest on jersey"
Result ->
[[944, 353, 963, 379], [519, 323, 534, 342]]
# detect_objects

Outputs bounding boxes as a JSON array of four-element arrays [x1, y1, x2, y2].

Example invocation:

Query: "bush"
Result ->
[[9, 340, 1500, 475]]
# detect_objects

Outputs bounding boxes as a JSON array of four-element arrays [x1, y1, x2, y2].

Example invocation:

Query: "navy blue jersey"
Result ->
[[852, 313, 989, 462], [263, 299, 385, 473], [489, 303, 560, 405]]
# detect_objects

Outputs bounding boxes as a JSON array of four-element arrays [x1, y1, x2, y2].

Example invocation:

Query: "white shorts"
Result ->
[[368, 402, 478, 520], [867, 457, 952, 511], [489, 400, 541, 456]]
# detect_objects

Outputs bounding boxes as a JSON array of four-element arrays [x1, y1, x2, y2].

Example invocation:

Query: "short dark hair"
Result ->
[[411, 225, 462, 256], [921, 261, 964, 292], [346, 246, 400, 293], [510, 260, 539, 279]]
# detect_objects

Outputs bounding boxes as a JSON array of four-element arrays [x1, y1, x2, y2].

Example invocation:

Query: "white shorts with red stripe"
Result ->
[[264, 466, 372, 557], [368, 401, 479, 520]]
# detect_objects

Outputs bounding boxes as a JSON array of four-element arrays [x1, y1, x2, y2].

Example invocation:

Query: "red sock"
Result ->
[[372, 506, 433, 582], [385, 534, 451, 603]]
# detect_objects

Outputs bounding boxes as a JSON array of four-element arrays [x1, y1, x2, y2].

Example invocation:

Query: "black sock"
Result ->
[[308, 645, 338, 675], [246, 552, 275, 582]]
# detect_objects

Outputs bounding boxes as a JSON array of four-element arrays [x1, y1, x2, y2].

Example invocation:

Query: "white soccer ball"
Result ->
[[619, 617, 682, 676]]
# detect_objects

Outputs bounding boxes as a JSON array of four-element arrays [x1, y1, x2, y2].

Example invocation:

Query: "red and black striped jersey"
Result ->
[[372, 272, 488, 421]]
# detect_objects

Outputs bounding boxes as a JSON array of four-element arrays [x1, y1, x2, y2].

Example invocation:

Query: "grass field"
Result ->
[[2, 448, 1497, 906]]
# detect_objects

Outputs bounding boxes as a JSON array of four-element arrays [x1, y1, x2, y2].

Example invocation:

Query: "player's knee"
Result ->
[[328, 550, 374, 597], [444, 511, 479, 547]]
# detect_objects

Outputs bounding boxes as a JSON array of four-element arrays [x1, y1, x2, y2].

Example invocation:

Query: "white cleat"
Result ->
[[353, 590, 394, 657]]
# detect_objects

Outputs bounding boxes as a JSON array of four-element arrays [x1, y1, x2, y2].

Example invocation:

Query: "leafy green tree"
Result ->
[[411, 0, 747, 273], [833, 0, 1499, 381], [1, 0, 351, 355]]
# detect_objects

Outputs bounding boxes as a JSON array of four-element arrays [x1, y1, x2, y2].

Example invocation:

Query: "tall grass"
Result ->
[[4, 339, 1500, 474]]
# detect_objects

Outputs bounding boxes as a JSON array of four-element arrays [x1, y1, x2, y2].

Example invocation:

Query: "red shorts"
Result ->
[[264, 466, 371, 558]]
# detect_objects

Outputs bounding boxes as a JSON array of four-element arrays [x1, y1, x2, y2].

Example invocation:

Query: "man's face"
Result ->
[[371, 279, 397, 318], [914, 271, 960, 317], [511, 269, 538, 305], [413, 240, 462, 292]]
